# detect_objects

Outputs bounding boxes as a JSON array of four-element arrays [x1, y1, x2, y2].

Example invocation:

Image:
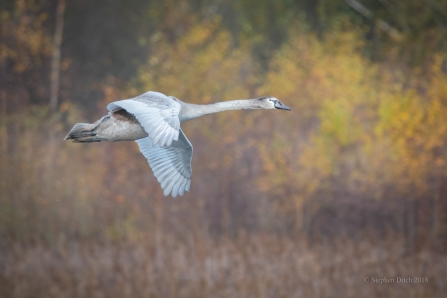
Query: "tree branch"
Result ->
[[345, 0, 402, 40]]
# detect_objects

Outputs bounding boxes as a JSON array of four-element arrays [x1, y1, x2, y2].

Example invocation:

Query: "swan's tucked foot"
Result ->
[[64, 122, 100, 142]]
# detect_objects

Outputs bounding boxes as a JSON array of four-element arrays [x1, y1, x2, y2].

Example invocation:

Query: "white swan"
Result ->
[[65, 91, 291, 197]]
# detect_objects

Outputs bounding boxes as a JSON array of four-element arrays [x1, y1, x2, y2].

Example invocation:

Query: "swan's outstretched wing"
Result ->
[[136, 129, 192, 197], [107, 91, 181, 147]]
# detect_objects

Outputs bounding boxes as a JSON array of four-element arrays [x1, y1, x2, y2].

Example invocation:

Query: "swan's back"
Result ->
[[107, 91, 182, 147]]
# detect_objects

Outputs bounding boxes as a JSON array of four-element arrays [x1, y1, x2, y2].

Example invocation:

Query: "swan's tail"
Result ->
[[64, 122, 101, 142]]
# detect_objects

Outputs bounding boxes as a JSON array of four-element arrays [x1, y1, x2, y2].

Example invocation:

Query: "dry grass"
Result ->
[[1, 233, 445, 298]]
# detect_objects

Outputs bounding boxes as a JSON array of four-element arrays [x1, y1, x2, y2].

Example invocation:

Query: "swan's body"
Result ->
[[65, 91, 291, 197]]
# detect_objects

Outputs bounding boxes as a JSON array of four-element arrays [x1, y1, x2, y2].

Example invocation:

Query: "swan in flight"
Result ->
[[65, 91, 291, 197]]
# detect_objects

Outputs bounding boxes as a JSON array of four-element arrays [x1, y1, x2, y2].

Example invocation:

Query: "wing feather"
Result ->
[[164, 172, 182, 195], [171, 177, 184, 198], [136, 129, 193, 197]]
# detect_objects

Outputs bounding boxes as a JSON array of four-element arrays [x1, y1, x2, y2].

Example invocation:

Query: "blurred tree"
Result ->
[[0, 0, 52, 113], [48, 0, 65, 112]]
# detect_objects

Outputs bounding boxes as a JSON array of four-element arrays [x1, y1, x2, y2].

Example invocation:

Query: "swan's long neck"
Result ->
[[179, 99, 262, 122]]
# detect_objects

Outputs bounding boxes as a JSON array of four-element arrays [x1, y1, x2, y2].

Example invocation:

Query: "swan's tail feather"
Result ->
[[64, 122, 101, 142]]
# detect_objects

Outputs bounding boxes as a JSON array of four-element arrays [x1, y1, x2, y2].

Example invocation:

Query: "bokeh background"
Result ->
[[1, 0, 447, 297]]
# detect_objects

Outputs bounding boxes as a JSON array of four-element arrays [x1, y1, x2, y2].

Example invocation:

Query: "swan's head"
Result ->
[[257, 97, 291, 111]]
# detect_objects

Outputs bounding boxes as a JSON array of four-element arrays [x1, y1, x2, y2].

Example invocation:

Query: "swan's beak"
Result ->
[[275, 101, 291, 111]]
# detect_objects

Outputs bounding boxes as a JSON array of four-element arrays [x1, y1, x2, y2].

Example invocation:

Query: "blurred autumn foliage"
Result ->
[[1, 0, 447, 297]]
